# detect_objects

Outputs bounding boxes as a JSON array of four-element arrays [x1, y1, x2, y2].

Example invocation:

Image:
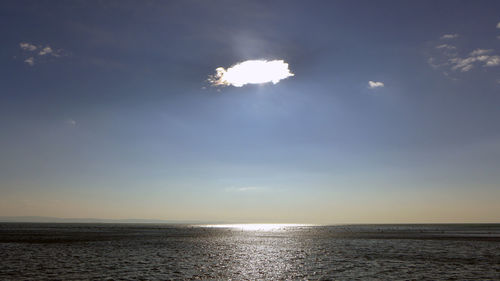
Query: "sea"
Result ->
[[0, 223, 499, 280]]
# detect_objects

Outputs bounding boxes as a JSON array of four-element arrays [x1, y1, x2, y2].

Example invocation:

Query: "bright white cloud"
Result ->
[[368, 81, 384, 88], [441, 34, 459, 39], [20, 42, 37, 51], [24, 57, 34, 66], [209, 59, 294, 87]]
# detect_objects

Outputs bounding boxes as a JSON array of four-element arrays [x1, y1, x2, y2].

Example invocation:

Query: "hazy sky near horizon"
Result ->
[[1, 0, 500, 223]]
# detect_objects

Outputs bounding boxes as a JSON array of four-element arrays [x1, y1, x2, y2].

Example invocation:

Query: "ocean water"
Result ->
[[0, 223, 499, 280]]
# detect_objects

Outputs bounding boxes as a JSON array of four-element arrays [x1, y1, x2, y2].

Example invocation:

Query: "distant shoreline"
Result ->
[[0, 216, 211, 224], [0, 216, 498, 225]]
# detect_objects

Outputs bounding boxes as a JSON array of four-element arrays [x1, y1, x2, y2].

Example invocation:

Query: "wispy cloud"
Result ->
[[18, 42, 67, 66], [450, 57, 476, 72], [449, 51, 500, 72], [441, 33, 459, 39], [65, 119, 77, 126], [428, 35, 500, 74], [436, 44, 456, 50], [368, 81, 384, 89], [38, 46, 53, 56], [24, 57, 34, 66], [19, 42, 37, 51], [497, 22, 500, 29], [470, 49, 493, 56], [225, 186, 263, 192], [485, 56, 500, 66]]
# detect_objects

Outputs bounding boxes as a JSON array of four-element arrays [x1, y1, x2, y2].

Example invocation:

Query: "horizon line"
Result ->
[[0, 216, 499, 225]]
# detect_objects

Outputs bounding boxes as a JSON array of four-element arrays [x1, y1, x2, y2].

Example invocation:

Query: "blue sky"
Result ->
[[1, 0, 499, 223]]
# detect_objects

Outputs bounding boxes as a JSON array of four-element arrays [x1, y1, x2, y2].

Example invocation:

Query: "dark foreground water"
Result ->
[[0, 223, 499, 280]]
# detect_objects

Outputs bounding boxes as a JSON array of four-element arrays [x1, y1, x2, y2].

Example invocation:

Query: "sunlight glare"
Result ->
[[209, 60, 294, 87], [199, 224, 309, 231]]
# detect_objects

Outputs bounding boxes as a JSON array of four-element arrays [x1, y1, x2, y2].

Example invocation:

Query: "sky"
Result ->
[[1, 0, 499, 224]]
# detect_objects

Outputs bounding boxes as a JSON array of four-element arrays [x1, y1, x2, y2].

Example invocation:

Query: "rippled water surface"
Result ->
[[0, 223, 499, 280]]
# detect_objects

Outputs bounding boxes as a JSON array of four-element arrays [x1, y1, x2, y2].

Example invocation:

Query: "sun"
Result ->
[[209, 59, 294, 87]]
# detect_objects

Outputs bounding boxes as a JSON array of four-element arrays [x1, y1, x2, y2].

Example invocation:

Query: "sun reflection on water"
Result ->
[[198, 223, 311, 231]]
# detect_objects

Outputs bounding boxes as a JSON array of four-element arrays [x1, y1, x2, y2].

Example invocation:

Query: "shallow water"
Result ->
[[0, 223, 499, 280]]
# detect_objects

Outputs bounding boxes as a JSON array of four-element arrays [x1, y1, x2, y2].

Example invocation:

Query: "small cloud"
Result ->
[[485, 56, 500, 67], [18, 42, 68, 66], [427, 57, 438, 68], [460, 64, 474, 72], [476, 55, 490, 62], [38, 46, 53, 56], [436, 44, 456, 50], [225, 186, 262, 192], [449, 52, 500, 71], [497, 22, 500, 29], [441, 33, 459, 39], [24, 57, 34, 66], [450, 57, 476, 72], [428, 57, 451, 70], [65, 119, 76, 126], [470, 49, 493, 56], [368, 81, 384, 89], [19, 42, 37, 51], [39, 45, 65, 57], [209, 59, 294, 87], [427, 34, 500, 79]]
